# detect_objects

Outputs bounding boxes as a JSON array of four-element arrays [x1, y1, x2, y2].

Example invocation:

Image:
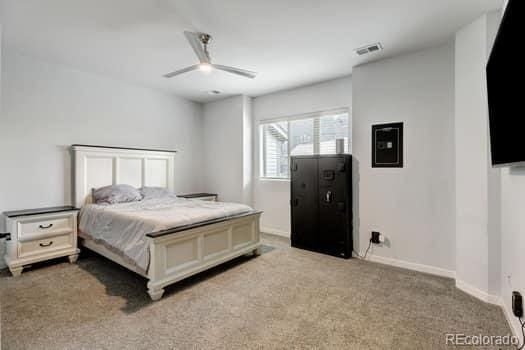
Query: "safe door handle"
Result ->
[[325, 191, 333, 203], [39, 223, 53, 229], [39, 241, 53, 247]]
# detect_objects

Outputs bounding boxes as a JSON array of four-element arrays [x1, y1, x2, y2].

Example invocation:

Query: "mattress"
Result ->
[[79, 197, 253, 274]]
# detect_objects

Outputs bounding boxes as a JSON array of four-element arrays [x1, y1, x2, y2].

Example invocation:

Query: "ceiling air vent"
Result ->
[[355, 42, 383, 56]]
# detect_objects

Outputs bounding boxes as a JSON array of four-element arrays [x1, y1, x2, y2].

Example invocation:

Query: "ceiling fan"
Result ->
[[163, 31, 257, 79]]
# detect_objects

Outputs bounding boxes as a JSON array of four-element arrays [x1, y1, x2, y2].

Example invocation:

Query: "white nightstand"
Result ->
[[3, 206, 80, 276]]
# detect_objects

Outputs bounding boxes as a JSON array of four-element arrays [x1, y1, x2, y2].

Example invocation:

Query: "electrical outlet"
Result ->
[[513, 291, 523, 318], [371, 231, 381, 244]]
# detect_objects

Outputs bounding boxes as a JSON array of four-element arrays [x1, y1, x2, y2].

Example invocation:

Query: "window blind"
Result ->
[[261, 122, 289, 178], [260, 109, 350, 178]]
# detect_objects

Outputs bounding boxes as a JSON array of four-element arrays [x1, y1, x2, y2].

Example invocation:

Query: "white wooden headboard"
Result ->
[[72, 145, 176, 208]]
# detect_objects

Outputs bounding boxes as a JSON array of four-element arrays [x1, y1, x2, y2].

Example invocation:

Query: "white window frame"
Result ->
[[259, 107, 350, 180]]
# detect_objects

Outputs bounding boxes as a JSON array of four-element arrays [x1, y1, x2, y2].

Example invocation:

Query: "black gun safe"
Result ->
[[290, 154, 353, 258]]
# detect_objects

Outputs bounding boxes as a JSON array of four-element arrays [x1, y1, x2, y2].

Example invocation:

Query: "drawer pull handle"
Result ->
[[39, 224, 53, 229], [39, 241, 53, 247]]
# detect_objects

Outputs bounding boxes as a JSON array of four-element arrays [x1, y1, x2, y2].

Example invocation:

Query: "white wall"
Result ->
[[252, 76, 352, 236], [202, 96, 243, 202], [352, 43, 456, 274], [202, 95, 253, 204], [0, 51, 204, 266], [454, 11, 500, 299], [242, 96, 253, 205]]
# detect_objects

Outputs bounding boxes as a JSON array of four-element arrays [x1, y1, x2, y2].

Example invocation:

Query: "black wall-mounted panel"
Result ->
[[372, 122, 403, 168]]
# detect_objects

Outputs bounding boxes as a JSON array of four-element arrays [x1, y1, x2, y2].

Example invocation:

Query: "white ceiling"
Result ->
[[0, 0, 501, 103]]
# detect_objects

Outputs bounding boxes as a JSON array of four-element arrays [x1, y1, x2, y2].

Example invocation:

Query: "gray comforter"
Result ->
[[79, 197, 253, 274]]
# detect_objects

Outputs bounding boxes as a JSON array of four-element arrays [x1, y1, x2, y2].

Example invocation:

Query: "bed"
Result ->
[[72, 145, 261, 300]]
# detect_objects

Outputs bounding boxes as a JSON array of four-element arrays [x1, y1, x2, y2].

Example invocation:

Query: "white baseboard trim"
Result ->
[[351, 252, 518, 338], [260, 227, 290, 238], [502, 302, 522, 338], [495, 296, 520, 337], [481, 294, 521, 338], [455, 279, 498, 304], [453, 281, 521, 338], [364, 253, 456, 279]]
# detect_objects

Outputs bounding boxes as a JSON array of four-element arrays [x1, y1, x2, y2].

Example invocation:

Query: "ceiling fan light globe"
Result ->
[[199, 63, 212, 73]]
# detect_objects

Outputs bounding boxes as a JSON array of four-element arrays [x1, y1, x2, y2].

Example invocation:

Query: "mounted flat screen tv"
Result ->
[[487, 0, 524, 167]]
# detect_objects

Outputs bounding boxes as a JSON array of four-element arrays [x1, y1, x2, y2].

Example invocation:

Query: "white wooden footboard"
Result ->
[[146, 212, 261, 300]]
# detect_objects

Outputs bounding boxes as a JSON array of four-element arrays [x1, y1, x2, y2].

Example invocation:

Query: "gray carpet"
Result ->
[[0, 234, 513, 349]]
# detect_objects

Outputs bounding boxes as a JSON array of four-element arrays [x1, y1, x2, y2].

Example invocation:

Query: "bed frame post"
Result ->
[[147, 239, 165, 301], [147, 287, 165, 301]]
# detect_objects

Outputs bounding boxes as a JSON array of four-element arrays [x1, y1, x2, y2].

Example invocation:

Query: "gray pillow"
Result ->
[[93, 184, 143, 205], [139, 186, 177, 200]]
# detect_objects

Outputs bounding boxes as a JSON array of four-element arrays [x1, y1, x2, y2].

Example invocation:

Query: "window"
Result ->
[[260, 108, 350, 179]]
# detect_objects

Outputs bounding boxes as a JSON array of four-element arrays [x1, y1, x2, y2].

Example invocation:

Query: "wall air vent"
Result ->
[[355, 42, 383, 56]]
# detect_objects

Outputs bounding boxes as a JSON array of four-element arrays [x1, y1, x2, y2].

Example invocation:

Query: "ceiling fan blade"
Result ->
[[212, 64, 257, 79], [184, 31, 209, 63], [163, 64, 199, 78]]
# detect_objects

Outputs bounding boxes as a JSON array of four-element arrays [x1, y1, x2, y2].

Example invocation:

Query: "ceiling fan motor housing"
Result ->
[[199, 33, 212, 45]]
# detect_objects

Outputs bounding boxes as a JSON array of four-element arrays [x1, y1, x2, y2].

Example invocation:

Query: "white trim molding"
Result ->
[[361, 253, 456, 279], [455, 279, 501, 304], [499, 298, 521, 338], [464, 293, 520, 339], [260, 226, 290, 238], [355, 253, 518, 338], [258, 107, 350, 124]]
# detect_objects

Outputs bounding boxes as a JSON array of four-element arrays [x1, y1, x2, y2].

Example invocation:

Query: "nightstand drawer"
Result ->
[[18, 233, 73, 258], [18, 214, 75, 240]]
